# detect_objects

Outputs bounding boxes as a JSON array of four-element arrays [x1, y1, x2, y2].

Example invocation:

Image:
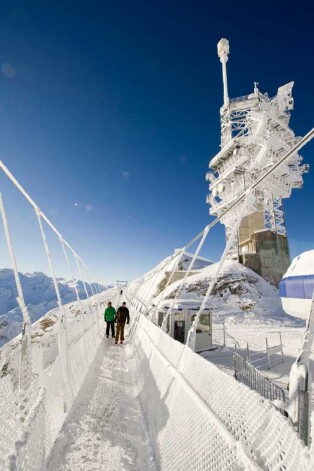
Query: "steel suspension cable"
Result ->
[[59, 236, 81, 307], [75, 257, 90, 303], [0, 193, 32, 389]]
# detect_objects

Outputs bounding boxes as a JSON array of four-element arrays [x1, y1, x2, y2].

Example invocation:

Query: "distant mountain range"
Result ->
[[0, 269, 112, 346]]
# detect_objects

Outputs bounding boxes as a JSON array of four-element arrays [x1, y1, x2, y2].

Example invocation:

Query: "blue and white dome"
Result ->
[[279, 250, 314, 319]]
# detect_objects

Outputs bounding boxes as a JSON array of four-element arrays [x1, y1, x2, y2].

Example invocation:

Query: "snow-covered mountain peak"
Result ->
[[0, 269, 110, 346]]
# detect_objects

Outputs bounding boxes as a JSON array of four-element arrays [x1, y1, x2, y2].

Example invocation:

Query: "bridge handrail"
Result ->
[[132, 313, 310, 470], [0, 295, 105, 469]]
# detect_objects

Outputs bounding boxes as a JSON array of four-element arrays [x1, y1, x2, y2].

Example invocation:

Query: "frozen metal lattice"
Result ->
[[206, 40, 309, 257]]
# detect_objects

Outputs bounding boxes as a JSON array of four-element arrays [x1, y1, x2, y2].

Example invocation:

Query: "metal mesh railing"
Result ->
[[233, 352, 286, 403], [0, 295, 106, 470], [127, 301, 310, 471]]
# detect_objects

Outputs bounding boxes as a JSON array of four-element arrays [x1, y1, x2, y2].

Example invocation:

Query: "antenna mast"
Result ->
[[217, 38, 230, 106]]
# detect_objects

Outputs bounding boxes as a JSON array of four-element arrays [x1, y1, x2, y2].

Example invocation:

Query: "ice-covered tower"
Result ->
[[206, 38, 309, 286]]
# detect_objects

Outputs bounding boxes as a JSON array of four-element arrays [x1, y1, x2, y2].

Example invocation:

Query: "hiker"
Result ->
[[115, 302, 130, 344], [104, 301, 116, 338]]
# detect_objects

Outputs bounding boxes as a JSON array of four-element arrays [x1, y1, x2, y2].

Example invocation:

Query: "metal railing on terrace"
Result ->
[[233, 352, 286, 403], [229, 94, 256, 104]]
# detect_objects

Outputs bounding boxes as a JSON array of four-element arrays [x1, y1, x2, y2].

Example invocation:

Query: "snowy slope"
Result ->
[[128, 250, 212, 303], [128, 255, 305, 334], [0, 268, 111, 346], [176, 250, 213, 270], [155, 260, 303, 325]]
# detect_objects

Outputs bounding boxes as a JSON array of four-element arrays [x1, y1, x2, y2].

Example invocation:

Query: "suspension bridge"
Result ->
[[0, 39, 314, 470], [0, 128, 312, 470]]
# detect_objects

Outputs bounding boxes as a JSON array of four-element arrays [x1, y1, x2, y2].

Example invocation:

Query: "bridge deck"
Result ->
[[46, 332, 156, 471]]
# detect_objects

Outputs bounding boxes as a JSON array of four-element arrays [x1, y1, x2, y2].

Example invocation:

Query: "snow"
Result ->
[[1, 247, 313, 468], [45, 311, 309, 470], [127, 256, 307, 378], [128, 255, 312, 413], [128, 249, 213, 305], [0, 268, 112, 347], [174, 250, 213, 269], [1, 254, 312, 469], [46, 329, 156, 471], [140, 258, 303, 326]]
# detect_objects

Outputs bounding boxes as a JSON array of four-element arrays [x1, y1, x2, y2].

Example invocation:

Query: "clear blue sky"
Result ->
[[0, 1, 313, 283]]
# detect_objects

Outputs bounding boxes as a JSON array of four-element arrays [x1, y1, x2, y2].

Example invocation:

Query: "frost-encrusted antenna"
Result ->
[[217, 38, 230, 107]]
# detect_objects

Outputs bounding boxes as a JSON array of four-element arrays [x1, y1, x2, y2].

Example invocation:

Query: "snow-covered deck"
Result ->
[[203, 324, 306, 392], [46, 331, 156, 471]]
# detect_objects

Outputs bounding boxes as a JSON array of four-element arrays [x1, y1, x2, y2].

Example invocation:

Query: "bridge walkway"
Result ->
[[46, 331, 156, 471]]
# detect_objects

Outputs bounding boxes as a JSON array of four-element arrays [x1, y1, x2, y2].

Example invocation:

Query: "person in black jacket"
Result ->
[[115, 302, 130, 344]]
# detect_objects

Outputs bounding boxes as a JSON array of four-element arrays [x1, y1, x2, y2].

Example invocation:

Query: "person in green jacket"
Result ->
[[104, 301, 116, 338]]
